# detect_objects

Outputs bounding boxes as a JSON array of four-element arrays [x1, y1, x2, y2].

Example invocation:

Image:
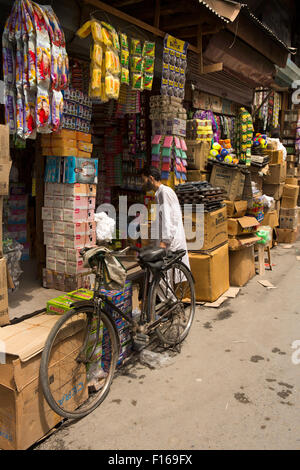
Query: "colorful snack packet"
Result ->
[[131, 72, 143, 90], [91, 20, 102, 43], [143, 73, 154, 91], [121, 49, 129, 68], [36, 89, 51, 131], [143, 56, 155, 74], [16, 92, 25, 139], [131, 56, 143, 73], [51, 90, 64, 132], [131, 38, 142, 56], [5, 87, 16, 134], [121, 67, 129, 85], [76, 20, 91, 39], [142, 41, 155, 57], [24, 89, 37, 138], [119, 32, 128, 50], [91, 43, 103, 67]]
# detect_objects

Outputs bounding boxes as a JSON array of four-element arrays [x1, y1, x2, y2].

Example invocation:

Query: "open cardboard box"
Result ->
[[0, 314, 88, 450]]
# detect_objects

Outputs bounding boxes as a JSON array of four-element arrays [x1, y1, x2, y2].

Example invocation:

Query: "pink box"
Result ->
[[43, 221, 54, 233], [54, 221, 65, 235], [87, 197, 96, 210], [52, 197, 64, 209], [87, 209, 95, 222], [46, 246, 56, 259], [85, 231, 96, 246], [64, 234, 86, 249], [64, 183, 90, 197], [46, 257, 56, 271], [44, 196, 54, 208], [52, 208, 64, 221], [63, 208, 88, 223], [64, 222, 87, 236], [52, 183, 64, 196], [44, 233, 54, 246], [65, 259, 85, 275], [55, 247, 67, 260], [68, 247, 83, 262], [45, 183, 54, 195], [56, 259, 66, 273], [86, 221, 96, 233], [54, 233, 65, 247], [64, 196, 89, 210], [42, 207, 53, 220]]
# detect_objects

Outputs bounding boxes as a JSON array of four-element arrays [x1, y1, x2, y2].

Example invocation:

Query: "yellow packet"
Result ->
[[105, 49, 115, 72], [92, 43, 103, 67], [91, 67, 102, 90], [113, 52, 121, 75], [102, 27, 112, 47], [91, 20, 102, 42], [89, 83, 101, 98], [76, 21, 91, 39]]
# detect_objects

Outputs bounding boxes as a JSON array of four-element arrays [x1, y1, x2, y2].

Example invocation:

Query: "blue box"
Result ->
[[64, 157, 98, 184]]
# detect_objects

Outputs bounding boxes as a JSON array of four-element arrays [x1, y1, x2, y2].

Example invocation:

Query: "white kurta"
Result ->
[[154, 184, 190, 269]]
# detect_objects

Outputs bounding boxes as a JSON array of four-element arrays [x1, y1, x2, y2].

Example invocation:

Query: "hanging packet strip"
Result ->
[[24, 88, 37, 139]]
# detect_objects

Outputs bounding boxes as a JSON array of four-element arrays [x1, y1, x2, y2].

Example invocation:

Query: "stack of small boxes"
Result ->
[[149, 95, 187, 137], [42, 182, 97, 291], [6, 187, 29, 260], [42, 129, 93, 158]]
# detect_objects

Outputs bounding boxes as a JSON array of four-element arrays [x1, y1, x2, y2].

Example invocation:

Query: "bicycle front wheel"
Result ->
[[149, 261, 195, 346], [39, 306, 119, 420]]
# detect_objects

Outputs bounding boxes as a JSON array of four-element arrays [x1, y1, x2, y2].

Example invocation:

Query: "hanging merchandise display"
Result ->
[[2, 0, 69, 138], [235, 107, 253, 166], [161, 34, 187, 100]]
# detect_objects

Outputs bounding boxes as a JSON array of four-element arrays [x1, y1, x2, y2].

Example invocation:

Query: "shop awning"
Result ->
[[275, 58, 300, 88]]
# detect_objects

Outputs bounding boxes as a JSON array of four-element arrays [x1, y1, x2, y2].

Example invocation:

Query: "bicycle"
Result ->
[[40, 245, 195, 419]]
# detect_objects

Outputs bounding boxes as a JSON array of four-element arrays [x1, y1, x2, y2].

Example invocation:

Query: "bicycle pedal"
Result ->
[[132, 333, 150, 351]]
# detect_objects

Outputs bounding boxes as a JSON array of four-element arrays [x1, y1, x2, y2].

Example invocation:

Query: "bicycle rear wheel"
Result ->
[[40, 306, 119, 420], [149, 261, 195, 346]]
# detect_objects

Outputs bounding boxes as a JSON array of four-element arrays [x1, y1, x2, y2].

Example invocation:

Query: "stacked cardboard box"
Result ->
[[41, 129, 93, 158], [150, 95, 187, 137], [276, 184, 300, 243], [0, 125, 11, 326], [263, 158, 286, 203], [227, 215, 260, 287], [0, 313, 89, 450], [42, 183, 97, 290]]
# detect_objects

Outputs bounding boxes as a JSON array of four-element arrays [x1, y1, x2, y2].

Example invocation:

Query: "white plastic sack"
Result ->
[[94, 212, 115, 242]]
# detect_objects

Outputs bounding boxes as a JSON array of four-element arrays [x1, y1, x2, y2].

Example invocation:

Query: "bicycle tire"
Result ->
[[40, 306, 119, 420], [149, 261, 195, 346]]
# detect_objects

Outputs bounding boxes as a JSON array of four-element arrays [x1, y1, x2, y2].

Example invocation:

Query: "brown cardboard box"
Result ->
[[0, 125, 10, 161], [262, 210, 279, 228], [224, 200, 248, 218], [227, 216, 259, 236], [276, 228, 298, 244], [76, 132, 92, 143], [210, 165, 245, 201], [229, 246, 255, 287], [279, 207, 298, 229], [0, 197, 3, 255], [275, 200, 281, 217], [186, 141, 210, 170], [187, 170, 209, 182], [189, 243, 229, 302], [0, 258, 9, 327], [285, 177, 298, 185], [0, 161, 12, 196], [263, 163, 286, 184], [263, 183, 284, 201], [281, 184, 299, 209], [0, 314, 89, 450], [186, 206, 228, 251], [228, 234, 259, 251], [265, 149, 283, 164]]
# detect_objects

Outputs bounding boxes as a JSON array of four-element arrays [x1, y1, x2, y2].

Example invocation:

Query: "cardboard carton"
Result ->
[[265, 149, 283, 164], [229, 246, 255, 287], [224, 200, 248, 218], [210, 165, 245, 201], [0, 258, 9, 326], [227, 216, 259, 236], [285, 177, 298, 185], [186, 141, 210, 170], [78, 142, 93, 153], [275, 228, 298, 244], [0, 125, 10, 161], [263, 162, 286, 184], [228, 234, 259, 251], [188, 243, 229, 302], [0, 197, 3, 255], [76, 132, 92, 143], [281, 184, 299, 209], [54, 129, 77, 140], [263, 183, 284, 201], [261, 210, 279, 228], [0, 314, 88, 450], [186, 206, 228, 251], [0, 161, 12, 196]]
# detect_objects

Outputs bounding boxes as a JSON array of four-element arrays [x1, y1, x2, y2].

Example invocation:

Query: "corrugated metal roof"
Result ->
[[198, 0, 230, 23]]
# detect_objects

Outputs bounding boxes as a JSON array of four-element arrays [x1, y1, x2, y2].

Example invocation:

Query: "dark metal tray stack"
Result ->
[[175, 182, 226, 212]]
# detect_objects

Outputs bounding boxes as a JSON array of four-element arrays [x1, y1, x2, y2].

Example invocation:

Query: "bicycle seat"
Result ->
[[139, 247, 166, 263]]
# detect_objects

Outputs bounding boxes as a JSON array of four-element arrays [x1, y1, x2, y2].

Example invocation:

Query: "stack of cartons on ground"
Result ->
[[186, 187, 230, 302], [277, 183, 299, 243], [262, 147, 286, 217], [0, 125, 12, 327], [0, 313, 89, 449], [42, 182, 97, 291]]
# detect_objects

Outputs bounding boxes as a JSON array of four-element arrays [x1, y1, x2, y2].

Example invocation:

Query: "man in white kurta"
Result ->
[[141, 166, 190, 269]]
